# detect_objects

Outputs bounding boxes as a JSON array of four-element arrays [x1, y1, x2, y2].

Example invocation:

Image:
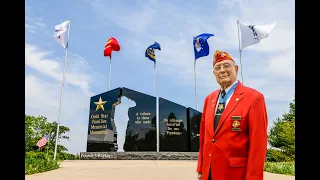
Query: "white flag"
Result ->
[[53, 20, 70, 48], [238, 20, 277, 51]]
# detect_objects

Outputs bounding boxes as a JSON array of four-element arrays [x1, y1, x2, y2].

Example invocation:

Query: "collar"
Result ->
[[221, 80, 238, 94]]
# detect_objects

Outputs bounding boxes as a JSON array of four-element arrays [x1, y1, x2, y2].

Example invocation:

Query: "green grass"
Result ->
[[264, 162, 295, 176]]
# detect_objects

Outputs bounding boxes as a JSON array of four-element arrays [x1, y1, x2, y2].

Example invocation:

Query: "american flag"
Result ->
[[36, 134, 49, 148]]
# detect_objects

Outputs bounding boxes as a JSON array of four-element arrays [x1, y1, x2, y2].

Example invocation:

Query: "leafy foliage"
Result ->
[[25, 115, 70, 153], [267, 99, 295, 162], [264, 162, 295, 176], [25, 114, 79, 175], [25, 152, 59, 175]]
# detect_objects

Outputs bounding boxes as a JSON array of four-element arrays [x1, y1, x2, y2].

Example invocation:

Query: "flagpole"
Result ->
[[154, 62, 159, 152], [53, 18, 71, 160], [154, 63, 156, 97], [193, 36, 198, 111], [237, 20, 244, 85], [109, 59, 112, 91], [46, 135, 50, 159], [194, 61, 198, 111], [108, 34, 113, 91]]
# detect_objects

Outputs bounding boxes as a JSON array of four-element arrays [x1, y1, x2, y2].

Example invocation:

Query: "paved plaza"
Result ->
[[26, 160, 295, 180]]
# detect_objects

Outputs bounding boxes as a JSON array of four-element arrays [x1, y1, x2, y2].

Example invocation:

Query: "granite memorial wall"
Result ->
[[86, 88, 122, 152], [158, 97, 189, 152], [86, 87, 201, 152]]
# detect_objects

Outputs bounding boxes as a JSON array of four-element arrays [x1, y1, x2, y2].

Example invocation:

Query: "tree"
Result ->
[[46, 121, 70, 152], [267, 99, 295, 162], [25, 115, 70, 153], [25, 115, 51, 152]]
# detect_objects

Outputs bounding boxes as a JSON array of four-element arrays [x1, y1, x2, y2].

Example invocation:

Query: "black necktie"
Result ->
[[221, 89, 226, 98], [214, 89, 226, 132]]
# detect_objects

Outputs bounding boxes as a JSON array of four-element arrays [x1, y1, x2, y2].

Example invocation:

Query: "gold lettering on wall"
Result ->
[[164, 118, 183, 135], [90, 130, 107, 134], [135, 112, 152, 124], [89, 113, 109, 134]]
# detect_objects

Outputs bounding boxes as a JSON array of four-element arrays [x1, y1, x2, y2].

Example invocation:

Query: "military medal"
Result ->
[[217, 103, 224, 111]]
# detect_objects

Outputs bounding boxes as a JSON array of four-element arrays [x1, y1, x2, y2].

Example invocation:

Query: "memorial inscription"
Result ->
[[122, 88, 156, 151], [159, 97, 189, 152], [86, 88, 122, 152], [86, 87, 202, 153]]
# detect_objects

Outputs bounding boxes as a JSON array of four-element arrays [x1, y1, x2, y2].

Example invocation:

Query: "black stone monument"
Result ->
[[187, 107, 202, 152], [86, 88, 121, 152], [159, 97, 189, 152], [86, 87, 202, 154], [122, 88, 156, 151]]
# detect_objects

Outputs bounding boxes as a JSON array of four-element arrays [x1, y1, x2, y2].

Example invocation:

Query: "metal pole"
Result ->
[[155, 63, 159, 152], [154, 63, 156, 97], [53, 18, 71, 160], [109, 59, 112, 90], [194, 61, 198, 111], [193, 36, 198, 111], [46, 134, 50, 159], [237, 20, 244, 85], [108, 34, 113, 91]]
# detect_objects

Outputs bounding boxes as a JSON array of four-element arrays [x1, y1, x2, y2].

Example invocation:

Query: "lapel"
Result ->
[[207, 91, 219, 137], [214, 81, 245, 136]]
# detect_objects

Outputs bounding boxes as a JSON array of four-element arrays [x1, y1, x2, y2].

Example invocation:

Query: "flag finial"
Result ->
[[69, 18, 72, 20]]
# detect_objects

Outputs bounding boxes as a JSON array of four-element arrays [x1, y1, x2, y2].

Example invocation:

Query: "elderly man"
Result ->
[[196, 50, 268, 180]]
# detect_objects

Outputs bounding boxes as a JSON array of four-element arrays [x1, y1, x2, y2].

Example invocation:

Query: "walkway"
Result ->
[[26, 160, 295, 180]]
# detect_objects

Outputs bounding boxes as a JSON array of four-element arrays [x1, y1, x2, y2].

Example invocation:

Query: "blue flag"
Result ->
[[145, 42, 161, 64], [193, 33, 214, 60]]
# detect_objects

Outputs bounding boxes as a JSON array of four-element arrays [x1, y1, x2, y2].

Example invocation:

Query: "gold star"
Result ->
[[218, 104, 224, 111], [94, 96, 107, 111]]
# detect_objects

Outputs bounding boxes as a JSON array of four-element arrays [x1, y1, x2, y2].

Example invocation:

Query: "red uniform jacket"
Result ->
[[197, 81, 268, 180]]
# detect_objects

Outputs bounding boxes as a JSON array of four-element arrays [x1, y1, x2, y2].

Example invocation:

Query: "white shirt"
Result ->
[[214, 80, 238, 114]]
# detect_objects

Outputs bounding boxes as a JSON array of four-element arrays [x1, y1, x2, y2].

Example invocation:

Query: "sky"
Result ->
[[25, 0, 295, 154]]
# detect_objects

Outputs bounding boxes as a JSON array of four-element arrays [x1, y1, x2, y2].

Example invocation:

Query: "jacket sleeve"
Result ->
[[196, 96, 208, 173], [245, 93, 268, 180]]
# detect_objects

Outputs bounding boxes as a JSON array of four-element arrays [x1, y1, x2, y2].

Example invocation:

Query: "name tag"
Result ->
[[231, 116, 242, 120]]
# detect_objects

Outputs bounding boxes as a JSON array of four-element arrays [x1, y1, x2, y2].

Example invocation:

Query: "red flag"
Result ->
[[104, 37, 120, 59]]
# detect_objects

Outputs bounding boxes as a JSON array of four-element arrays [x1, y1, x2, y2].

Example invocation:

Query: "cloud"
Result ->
[[25, 44, 94, 95], [25, 74, 89, 153], [86, 0, 295, 133], [86, 0, 295, 95], [25, 43, 104, 154], [267, 49, 295, 78], [25, 14, 47, 34], [25, 0, 294, 154]]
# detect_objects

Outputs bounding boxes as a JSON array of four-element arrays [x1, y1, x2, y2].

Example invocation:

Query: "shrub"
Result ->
[[268, 100, 295, 162], [58, 152, 80, 160], [25, 152, 59, 175], [267, 148, 295, 162], [264, 162, 295, 176]]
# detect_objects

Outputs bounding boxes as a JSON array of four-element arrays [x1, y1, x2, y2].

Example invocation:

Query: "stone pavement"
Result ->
[[25, 160, 295, 180]]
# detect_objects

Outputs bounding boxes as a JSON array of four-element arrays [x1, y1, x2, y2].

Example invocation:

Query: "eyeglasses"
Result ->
[[213, 63, 234, 72]]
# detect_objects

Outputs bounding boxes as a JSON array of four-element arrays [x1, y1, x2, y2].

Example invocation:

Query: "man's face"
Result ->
[[213, 60, 238, 87]]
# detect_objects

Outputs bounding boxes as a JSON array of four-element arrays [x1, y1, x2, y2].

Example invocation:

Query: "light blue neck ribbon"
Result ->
[[218, 82, 238, 104]]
